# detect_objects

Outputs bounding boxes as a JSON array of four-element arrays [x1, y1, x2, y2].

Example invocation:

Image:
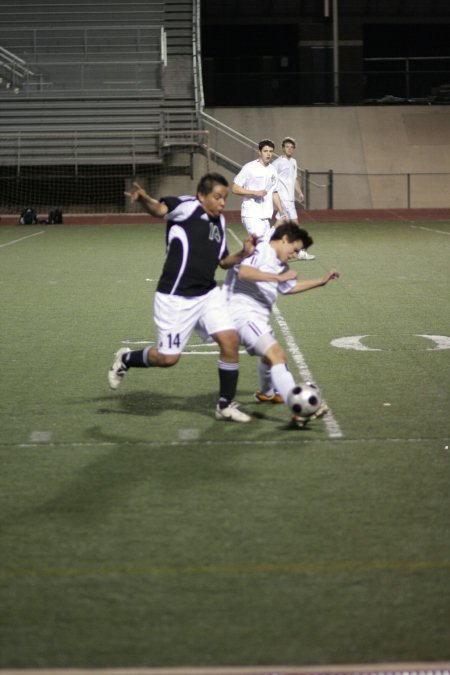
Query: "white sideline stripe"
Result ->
[[272, 306, 344, 439], [1, 665, 450, 675], [1, 662, 449, 675], [0, 230, 45, 248], [6, 436, 446, 450], [227, 227, 343, 439], [410, 224, 450, 235]]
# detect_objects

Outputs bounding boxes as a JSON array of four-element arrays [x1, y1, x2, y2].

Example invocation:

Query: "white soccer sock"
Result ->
[[270, 363, 296, 404], [257, 359, 273, 396]]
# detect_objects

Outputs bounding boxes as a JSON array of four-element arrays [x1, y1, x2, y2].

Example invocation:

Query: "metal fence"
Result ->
[[303, 170, 450, 209]]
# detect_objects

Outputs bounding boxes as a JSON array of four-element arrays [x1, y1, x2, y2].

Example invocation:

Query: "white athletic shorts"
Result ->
[[154, 286, 235, 355], [231, 312, 277, 357], [276, 200, 298, 221], [241, 216, 272, 241]]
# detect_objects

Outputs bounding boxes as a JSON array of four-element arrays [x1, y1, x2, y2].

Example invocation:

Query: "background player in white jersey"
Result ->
[[223, 223, 339, 425], [272, 137, 315, 261], [108, 173, 256, 423], [232, 139, 287, 242]]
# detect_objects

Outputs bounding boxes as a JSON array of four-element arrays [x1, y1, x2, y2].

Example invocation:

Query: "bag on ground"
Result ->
[[48, 207, 63, 224], [20, 207, 37, 225]]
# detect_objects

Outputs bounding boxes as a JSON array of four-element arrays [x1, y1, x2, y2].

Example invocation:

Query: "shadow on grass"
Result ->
[[94, 388, 311, 434], [96, 389, 217, 420]]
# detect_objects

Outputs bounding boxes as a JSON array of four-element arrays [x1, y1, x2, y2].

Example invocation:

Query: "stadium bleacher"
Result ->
[[0, 0, 198, 169]]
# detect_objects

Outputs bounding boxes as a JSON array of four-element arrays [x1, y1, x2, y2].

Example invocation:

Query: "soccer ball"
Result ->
[[287, 382, 322, 418]]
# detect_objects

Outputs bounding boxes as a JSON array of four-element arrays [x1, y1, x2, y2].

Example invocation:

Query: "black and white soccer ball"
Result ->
[[287, 382, 322, 418]]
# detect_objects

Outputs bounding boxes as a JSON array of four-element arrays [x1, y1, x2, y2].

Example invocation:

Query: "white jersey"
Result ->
[[224, 240, 297, 320], [272, 155, 297, 203], [233, 160, 279, 219]]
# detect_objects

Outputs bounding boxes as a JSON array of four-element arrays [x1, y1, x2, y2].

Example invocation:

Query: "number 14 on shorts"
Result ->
[[159, 333, 181, 350]]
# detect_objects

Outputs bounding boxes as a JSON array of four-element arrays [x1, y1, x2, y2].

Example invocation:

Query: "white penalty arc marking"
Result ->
[[331, 334, 450, 351], [330, 335, 382, 351], [0, 230, 46, 249], [417, 334, 450, 350], [272, 305, 344, 439]]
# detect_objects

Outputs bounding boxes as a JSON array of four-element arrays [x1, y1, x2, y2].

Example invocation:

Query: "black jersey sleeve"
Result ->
[[160, 196, 181, 213]]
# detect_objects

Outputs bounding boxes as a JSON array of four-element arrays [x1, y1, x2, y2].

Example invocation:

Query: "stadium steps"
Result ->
[[164, 0, 193, 56], [0, 1, 164, 28], [0, 1, 200, 167], [0, 98, 164, 131]]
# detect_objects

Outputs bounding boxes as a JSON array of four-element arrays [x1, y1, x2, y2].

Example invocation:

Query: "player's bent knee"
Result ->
[[213, 329, 240, 357], [158, 353, 180, 367], [264, 342, 286, 365]]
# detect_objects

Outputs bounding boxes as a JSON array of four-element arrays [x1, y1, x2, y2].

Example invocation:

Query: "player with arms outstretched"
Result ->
[[223, 223, 339, 425]]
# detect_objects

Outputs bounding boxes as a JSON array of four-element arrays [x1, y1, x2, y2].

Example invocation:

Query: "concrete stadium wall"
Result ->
[[204, 105, 450, 209]]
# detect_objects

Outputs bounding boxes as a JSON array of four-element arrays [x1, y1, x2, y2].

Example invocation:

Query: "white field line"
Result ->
[[7, 436, 446, 450], [0, 230, 45, 248], [228, 227, 343, 439], [0, 664, 449, 675], [272, 305, 343, 439], [410, 224, 450, 235]]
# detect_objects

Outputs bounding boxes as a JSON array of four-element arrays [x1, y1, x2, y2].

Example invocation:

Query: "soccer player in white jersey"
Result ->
[[232, 139, 287, 242], [108, 173, 257, 423], [272, 137, 315, 261], [223, 223, 339, 425]]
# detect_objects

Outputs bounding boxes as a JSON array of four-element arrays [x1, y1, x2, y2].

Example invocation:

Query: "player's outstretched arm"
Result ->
[[288, 267, 340, 294], [238, 264, 297, 283], [124, 182, 168, 218]]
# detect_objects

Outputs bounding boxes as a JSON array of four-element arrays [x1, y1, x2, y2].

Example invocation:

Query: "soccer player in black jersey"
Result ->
[[108, 173, 255, 422]]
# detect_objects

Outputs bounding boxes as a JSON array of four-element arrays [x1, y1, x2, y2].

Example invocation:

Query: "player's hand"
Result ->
[[124, 181, 148, 203], [323, 268, 340, 283], [242, 234, 259, 257], [278, 269, 298, 282]]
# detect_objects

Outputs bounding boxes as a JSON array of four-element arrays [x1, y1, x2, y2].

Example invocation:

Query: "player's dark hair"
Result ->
[[258, 139, 275, 151], [271, 223, 313, 250], [282, 136, 296, 147], [197, 172, 228, 196]]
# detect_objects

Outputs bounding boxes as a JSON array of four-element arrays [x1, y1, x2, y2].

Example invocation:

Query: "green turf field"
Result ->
[[0, 220, 449, 669]]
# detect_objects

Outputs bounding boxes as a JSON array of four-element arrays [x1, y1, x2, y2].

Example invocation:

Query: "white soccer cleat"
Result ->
[[297, 249, 315, 261], [292, 402, 329, 428], [309, 402, 329, 419], [215, 401, 251, 423], [108, 347, 130, 390]]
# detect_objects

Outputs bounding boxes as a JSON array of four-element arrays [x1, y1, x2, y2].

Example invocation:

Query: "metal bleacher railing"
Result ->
[[0, 4, 200, 171], [199, 112, 450, 209], [0, 25, 165, 96], [0, 46, 37, 93]]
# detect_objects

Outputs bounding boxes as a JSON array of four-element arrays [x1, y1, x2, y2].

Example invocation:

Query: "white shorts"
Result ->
[[241, 216, 272, 241], [232, 313, 277, 357], [276, 200, 298, 221], [154, 287, 235, 355]]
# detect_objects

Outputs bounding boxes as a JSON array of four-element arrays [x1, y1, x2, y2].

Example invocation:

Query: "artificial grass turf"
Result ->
[[1, 441, 449, 666], [0, 220, 449, 667]]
